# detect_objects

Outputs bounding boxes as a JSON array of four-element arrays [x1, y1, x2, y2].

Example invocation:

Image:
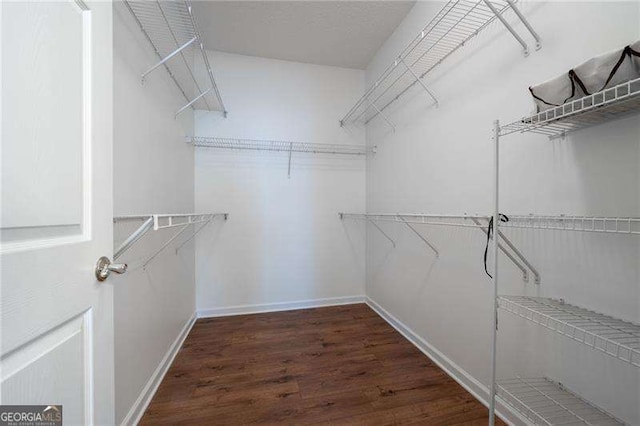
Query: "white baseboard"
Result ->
[[365, 297, 527, 426], [197, 295, 366, 318], [120, 313, 197, 426]]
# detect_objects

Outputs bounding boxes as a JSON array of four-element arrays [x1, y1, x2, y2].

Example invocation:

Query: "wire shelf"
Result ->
[[187, 136, 372, 156], [500, 77, 640, 138], [501, 215, 640, 235], [113, 213, 228, 265], [340, 0, 538, 127], [499, 296, 640, 368], [339, 213, 489, 229], [124, 0, 226, 116], [497, 377, 624, 425], [340, 213, 540, 283]]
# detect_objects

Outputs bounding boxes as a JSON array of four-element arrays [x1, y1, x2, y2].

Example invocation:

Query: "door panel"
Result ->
[[2, 313, 89, 426], [1, 0, 88, 248], [1, 0, 114, 424]]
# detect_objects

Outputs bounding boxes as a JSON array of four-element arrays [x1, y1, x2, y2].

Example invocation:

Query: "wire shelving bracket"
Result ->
[[113, 213, 228, 268], [124, 0, 227, 117], [500, 77, 640, 139], [339, 0, 540, 129], [187, 137, 374, 178], [339, 213, 539, 282], [497, 377, 624, 425], [499, 296, 640, 368]]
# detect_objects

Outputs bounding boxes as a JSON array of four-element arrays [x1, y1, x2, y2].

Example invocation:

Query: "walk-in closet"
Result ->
[[1, 0, 639, 425]]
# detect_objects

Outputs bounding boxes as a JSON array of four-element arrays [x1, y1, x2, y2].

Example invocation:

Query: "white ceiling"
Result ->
[[191, 1, 416, 70]]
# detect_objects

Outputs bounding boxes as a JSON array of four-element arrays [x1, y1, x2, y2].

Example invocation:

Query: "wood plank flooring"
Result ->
[[141, 304, 502, 425]]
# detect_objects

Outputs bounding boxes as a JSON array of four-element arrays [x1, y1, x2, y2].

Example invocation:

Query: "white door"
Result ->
[[1, 1, 115, 425]]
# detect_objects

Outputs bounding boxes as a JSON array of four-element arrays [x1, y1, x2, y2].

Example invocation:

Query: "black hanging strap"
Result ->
[[599, 45, 640, 91], [484, 214, 509, 279], [568, 69, 590, 98]]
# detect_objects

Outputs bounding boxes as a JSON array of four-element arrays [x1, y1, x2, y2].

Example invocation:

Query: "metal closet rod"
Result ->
[[113, 213, 228, 266], [339, 212, 539, 284]]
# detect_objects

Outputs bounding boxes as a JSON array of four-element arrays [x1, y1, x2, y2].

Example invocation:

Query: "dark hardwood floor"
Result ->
[[141, 304, 501, 425]]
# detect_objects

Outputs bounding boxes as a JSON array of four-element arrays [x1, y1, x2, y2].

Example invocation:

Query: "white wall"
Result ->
[[361, 1, 640, 424], [194, 52, 366, 314], [112, 4, 196, 424]]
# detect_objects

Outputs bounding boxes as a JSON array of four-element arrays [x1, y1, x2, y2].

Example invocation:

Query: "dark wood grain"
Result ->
[[140, 304, 503, 425]]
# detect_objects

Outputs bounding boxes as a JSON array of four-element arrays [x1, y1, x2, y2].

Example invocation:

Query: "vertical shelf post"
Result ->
[[288, 142, 293, 178], [489, 119, 500, 426]]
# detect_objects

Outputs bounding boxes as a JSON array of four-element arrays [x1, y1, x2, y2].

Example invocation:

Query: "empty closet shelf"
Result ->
[[113, 213, 228, 264], [187, 136, 372, 155], [497, 377, 623, 425], [124, 0, 227, 116], [501, 215, 640, 235], [498, 296, 640, 368], [499, 77, 640, 138], [340, 0, 540, 127]]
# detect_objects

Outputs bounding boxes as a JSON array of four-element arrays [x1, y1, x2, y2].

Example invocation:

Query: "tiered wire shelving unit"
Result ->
[[113, 213, 228, 269], [124, 0, 227, 117], [187, 136, 373, 178], [339, 0, 540, 130], [488, 75, 640, 425]]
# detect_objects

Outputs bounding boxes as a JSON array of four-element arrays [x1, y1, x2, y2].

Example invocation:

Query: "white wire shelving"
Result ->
[[497, 377, 624, 425], [498, 296, 640, 368], [500, 77, 640, 138], [490, 74, 640, 423], [187, 136, 373, 178], [113, 213, 228, 268], [501, 214, 640, 235], [340, 0, 540, 129], [339, 213, 540, 283], [124, 0, 227, 117]]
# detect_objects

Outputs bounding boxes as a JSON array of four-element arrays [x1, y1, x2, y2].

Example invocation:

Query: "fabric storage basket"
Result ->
[[529, 40, 640, 113]]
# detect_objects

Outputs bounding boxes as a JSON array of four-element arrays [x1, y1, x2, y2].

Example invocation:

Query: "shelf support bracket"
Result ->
[[505, 0, 541, 50], [368, 219, 396, 248], [175, 87, 213, 117], [141, 36, 197, 82], [366, 98, 395, 132], [142, 223, 191, 269], [114, 216, 154, 261], [471, 217, 529, 283], [175, 214, 228, 253], [399, 58, 438, 107], [497, 229, 541, 284], [399, 217, 439, 257], [483, 0, 529, 56]]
